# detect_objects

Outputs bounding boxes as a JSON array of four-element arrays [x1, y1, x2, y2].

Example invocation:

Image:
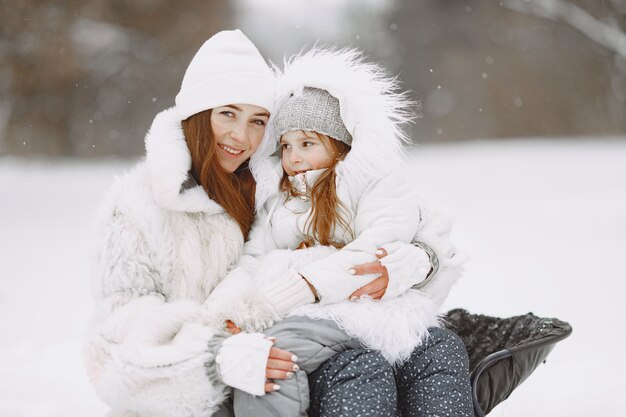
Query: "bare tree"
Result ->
[[0, 0, 235, 157], [503, 0, 626, 57], [502, 0, 626, 129]]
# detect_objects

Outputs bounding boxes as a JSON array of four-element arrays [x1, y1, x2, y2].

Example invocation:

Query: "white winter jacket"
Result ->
[[84, 107, 258, 417], [207, 48, 466, 365], [208, 160, 463, 364]]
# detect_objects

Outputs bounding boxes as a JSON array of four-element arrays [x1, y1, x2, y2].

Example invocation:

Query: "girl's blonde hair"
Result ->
[[279, 132, 353, 248]]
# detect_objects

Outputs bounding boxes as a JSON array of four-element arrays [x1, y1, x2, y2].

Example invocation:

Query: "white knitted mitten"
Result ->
[[380, 241, 432, 300], [260, 268, 316, 317], [215, 333, 273, 396]]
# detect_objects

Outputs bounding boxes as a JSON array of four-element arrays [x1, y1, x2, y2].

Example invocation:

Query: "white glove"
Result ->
[[380, 241, 432, 300], [215, 333, 273, 396]]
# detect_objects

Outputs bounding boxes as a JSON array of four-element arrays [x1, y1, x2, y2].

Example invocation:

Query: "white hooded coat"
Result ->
[[207, 48, 466, 365], [84, 29, 284, 416], [83, 107, 246, 417]]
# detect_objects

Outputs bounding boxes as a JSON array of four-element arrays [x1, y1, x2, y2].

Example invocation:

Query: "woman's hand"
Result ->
[[265, 343, 299, 393], [348, 248, 389, 300], [224, 321, 299, 393], [216, 332, 298, 395]]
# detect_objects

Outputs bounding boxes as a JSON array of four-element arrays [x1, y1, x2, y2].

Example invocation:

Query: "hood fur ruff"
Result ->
[[144, 106, 224, 214], [250, 47, 417, 211]]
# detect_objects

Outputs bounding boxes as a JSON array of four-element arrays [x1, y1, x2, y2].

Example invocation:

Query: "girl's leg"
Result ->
[[395, 327, 472, 417], [233, 316, 363, 417], [308, 348, 398, 417]]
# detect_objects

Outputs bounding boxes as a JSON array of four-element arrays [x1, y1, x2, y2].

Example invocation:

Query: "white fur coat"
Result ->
[[84, 107, 243, 417]]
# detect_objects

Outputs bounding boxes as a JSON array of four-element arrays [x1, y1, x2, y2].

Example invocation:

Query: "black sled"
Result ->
[[443, 309, 572, 416]]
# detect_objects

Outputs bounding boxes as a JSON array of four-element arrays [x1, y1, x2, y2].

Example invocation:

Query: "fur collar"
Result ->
[[250, 47, 416, 212], [144, 106, 224, 214], [288, 168, 327, 198]]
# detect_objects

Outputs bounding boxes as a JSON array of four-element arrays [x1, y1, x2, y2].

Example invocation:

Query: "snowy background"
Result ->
[[4, 1, 626, 156], [1, 138, 624, 417], [3, 1, 626, 415]]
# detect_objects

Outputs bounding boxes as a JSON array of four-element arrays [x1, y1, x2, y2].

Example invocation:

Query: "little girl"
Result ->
[[208, 48, 471, 417]]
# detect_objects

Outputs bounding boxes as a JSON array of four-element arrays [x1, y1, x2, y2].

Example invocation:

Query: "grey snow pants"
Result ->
[[216, 316, 472, 417]]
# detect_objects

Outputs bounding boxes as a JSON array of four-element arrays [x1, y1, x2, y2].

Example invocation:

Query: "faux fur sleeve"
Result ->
[[203, 210, 282, 333], [412, 200, 467, 308], [89, 202, 207, 348], [84, 195, 228, 417]]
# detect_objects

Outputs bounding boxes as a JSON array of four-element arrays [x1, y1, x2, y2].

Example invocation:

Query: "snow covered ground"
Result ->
[[1, 139, 624, 416]]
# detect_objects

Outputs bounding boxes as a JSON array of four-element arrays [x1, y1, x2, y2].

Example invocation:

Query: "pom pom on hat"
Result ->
[[175, 29, 275, 120]]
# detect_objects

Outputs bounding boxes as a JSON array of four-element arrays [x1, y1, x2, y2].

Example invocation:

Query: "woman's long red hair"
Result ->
[[182, 109, 256, 239]]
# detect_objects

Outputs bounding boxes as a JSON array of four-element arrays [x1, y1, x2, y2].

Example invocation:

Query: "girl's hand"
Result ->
[[225, 320, 241, 335], [265, 341, 299, 393], [348, 248, 389, 300]]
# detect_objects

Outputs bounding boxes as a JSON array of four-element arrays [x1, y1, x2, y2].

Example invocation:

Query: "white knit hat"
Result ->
[[175, 29, 275, 120], [275, 87, 352, 146]]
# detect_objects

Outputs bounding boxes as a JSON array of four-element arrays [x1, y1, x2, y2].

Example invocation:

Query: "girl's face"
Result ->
[[280, 130, 335, 176], [210, 103, 270, 173]]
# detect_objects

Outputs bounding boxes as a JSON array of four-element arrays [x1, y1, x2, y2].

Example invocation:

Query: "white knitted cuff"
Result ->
[[262, 268, 315, 317]]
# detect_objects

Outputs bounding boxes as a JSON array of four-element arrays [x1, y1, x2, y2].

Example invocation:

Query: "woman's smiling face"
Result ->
[[210, 104, 270, 173], [280, 130, 335, 176]]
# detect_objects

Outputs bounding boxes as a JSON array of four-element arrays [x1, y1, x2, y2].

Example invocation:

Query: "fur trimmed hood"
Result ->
[[250, 47, 416, 211], [144, 106, 224, 214]]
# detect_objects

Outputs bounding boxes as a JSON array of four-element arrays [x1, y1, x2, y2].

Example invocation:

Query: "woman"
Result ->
[[84, 30, 431, 417]]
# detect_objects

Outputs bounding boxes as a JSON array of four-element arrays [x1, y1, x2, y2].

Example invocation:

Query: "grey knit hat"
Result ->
[[275, 87, 352, 146]]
